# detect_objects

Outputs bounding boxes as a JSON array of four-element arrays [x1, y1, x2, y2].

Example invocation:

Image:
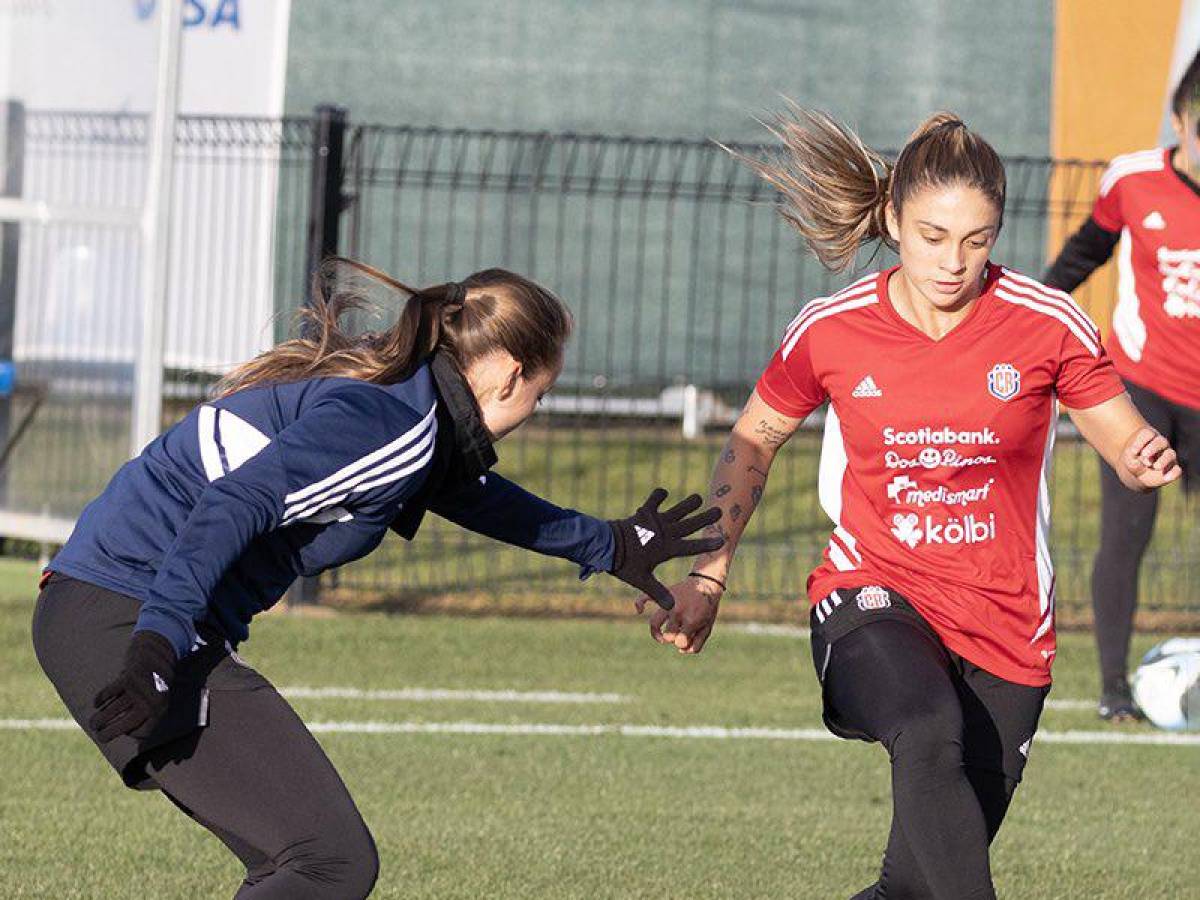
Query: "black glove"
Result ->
[[608, 488, 724, 610], [89, 631, 178, 743]]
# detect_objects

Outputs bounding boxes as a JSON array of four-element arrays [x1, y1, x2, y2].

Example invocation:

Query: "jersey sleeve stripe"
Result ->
[[197, 406, 226, 482], [781, 293, 879, 358], [835, 271, 878, 296], [281, 421, 438, 525], [282, 411, 437, 519], [1099, 151, 1163, 189], [283, 403, 438, 506], [347, 436, 439, 495], [1098, 149, 1166, 197], [998, 270, 1102, 341], [780, 279, 877, 345], [995, 286, 1101, 357]]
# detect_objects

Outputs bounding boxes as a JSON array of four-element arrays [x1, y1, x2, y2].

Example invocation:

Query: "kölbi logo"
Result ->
[[891, 512, 996, 548]]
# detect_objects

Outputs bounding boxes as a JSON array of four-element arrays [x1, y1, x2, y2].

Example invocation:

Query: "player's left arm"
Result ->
[[428, 475, 722, 610], [1065, 395, 1182, 492]]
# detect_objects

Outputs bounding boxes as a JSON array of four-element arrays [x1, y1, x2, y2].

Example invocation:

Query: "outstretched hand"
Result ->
[[636, 576, 723, 654], [608, 488, 724, 610], [1121, 427, 1181, 490]]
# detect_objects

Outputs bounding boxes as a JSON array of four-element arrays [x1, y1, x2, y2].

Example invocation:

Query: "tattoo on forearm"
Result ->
[[753, 418, 790, 448], [747, 465, 768, 478], [715, 483, 732, 498], [705, 522, 729, 542], [722, 447, 736, 464], [750, 484, 763, 505], [730, 503, 742, 521]]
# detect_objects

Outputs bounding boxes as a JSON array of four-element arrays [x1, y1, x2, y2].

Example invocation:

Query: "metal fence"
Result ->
[[0, 109, 314, 534], [1, 107, 1194, 621], [329, 124, 1194, 620]]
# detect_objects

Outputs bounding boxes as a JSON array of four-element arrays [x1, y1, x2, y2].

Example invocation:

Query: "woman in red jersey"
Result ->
[[639, 109, 1181, 899], [1044, 52, 1200, 722]]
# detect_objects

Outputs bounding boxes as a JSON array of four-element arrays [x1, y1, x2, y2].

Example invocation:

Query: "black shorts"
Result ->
[[809, 584, 1049, 785], [32, 573, 272, 789]]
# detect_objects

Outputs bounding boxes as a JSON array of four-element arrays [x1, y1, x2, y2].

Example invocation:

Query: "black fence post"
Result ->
[[0, 100, 26, 513], [289, 104, 350, 608], [304, 104, 349, 303]]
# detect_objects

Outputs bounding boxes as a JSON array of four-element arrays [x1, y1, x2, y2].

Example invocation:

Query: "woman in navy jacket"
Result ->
[[33, 259, 719, 899]]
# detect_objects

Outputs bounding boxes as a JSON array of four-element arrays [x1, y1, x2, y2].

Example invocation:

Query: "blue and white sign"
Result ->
[[0, 1, 293, 371]]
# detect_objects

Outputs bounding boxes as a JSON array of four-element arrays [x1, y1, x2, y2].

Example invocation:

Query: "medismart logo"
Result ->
[[886, 475, 995, 508]]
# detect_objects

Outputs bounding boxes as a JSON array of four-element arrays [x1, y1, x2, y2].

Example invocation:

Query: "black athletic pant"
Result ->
[[33, 575, 378, 899], [1092, 379, 1199, 691], [144, 691, 379, 899], [811, 591, 1046, 900]]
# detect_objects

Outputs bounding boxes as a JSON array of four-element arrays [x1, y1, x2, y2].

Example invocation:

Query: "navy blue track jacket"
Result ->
[[51, 356, 615, 658]]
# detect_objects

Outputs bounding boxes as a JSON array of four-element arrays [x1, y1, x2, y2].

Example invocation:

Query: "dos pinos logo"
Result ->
[[987, 363, 1020, 401]]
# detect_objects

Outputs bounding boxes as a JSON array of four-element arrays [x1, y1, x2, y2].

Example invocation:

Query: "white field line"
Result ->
[[1045, 699, 1096, 711], [2, 717, 1198, 746], [726, 627, 1100, 714], [278, 686, 628, 704], [728, 623, 811, 638]]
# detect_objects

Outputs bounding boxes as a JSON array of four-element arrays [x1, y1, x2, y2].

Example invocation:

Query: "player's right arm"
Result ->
[[646, 324, 825, 653], [1043, 156, 1129, 292]]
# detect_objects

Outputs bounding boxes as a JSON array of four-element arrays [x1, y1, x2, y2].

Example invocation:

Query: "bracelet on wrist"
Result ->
[[689, 571, 727, 591]]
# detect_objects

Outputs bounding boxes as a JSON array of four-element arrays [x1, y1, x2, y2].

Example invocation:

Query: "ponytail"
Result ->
[[215, 257, 572, 397], [732, 104, 1006, 272], [726, 105, 893, 272]]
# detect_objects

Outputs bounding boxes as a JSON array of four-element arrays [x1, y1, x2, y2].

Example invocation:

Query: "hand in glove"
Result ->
[[608, 488, 724, 610], [89, 630, 177, 743]]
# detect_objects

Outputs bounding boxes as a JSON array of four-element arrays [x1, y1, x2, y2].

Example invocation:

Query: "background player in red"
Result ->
[[638, 108, 1181, 899], [1043, 51, 1200, 722]]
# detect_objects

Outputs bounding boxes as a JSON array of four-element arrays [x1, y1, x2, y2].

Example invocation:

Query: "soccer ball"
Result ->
[[1130, 638, 1200, 731]]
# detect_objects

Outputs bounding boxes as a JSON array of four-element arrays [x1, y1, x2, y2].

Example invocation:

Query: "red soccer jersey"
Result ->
[[756, 263, 1124, 686], [1093, 147, 1200, 410]]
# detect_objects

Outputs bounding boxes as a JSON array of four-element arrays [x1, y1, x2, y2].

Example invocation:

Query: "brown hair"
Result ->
[[1173, 48, 1200, 117], [730, 104, 1007, 272], [215, 258, 572, 397]]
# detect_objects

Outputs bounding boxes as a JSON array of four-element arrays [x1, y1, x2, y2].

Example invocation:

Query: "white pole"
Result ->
[[131, 0, 184, 454], [681, 384, 699, 440]]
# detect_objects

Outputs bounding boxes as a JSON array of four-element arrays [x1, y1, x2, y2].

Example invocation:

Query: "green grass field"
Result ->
[[1, 558, 1197, 899]]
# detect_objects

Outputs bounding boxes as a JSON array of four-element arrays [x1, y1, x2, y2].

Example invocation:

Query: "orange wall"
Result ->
[[1049, 0, 1182, 330]]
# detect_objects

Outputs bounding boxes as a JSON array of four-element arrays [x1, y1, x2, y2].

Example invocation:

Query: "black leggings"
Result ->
[[33, 576, 378, 899], [1092, 379, 1199, 690], [145, 690, 379, 899], [823, 620, 1045, 900]]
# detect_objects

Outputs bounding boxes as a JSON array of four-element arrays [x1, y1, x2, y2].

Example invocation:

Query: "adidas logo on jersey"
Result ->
[[634, 525, 656, 546], [852, 375, 883, 398], [1142, 210, 1166, 230]]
